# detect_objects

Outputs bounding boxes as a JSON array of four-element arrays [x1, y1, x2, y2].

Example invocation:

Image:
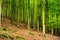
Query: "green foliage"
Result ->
[[29, 32, 34, 35], [2, 27, 8, 31], [1, 33, 8, 39], [45, 0, 60, 28], [0, 27, 8, 31], [16, 36, 25, 40], [2, 0, 60, 34], [9, 35, 14, 40]]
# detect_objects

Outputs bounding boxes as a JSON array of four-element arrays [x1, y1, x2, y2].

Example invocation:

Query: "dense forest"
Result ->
[[0, 0, 60, 40]]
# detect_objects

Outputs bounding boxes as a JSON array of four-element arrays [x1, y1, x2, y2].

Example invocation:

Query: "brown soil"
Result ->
[[0, 18, 60, 40]]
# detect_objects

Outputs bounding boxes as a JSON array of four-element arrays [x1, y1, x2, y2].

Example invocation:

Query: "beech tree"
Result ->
[[1, 0, 60, 36]]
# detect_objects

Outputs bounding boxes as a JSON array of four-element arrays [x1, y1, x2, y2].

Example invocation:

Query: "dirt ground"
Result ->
[[0, 18, 60, 40]]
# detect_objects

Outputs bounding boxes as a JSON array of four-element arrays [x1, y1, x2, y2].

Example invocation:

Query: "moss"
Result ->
[[9, 35, 14, 40], [1, 33, 8, 39], [16, 36, 25, 40], [2, 27, 8, 31], [29, 32, 34, 35], [13, 29, 17, 33], [34, 39, 39, 40], [0, 27, 8, 31], [0, 28, 2, 31]]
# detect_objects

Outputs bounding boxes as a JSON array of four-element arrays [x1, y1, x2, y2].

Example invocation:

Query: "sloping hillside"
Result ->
[[0, 18, 60, 40]]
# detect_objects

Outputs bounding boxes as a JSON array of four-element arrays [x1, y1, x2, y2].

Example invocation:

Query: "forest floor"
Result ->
[[0, 18, 60, 40]]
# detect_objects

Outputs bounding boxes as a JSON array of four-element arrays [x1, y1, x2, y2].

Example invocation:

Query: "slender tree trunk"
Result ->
[[27, 0, 30, 29], [33, 0, 37, 30], [30, 0, 33, 29], [42, 0, 46, 37], [0, 0, 2, 24], [27, 11, 30, 29], [51, 26, 53, 35], [37, 19, 39, 31]]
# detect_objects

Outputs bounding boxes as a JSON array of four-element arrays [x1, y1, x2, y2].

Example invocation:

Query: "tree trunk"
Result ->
[[27, 0, 30, 29], [0, 0, 2, 23], [51, 26, 53, 35], [42, 0, 46, 37], [33, 0, 37, 30]]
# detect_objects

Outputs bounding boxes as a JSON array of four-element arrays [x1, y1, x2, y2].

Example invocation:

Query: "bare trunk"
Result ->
[[51, 27, 53, 35], [37, 20, 39, 31], [0, 0, 2, 24], [42, 0, 46, 37]]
